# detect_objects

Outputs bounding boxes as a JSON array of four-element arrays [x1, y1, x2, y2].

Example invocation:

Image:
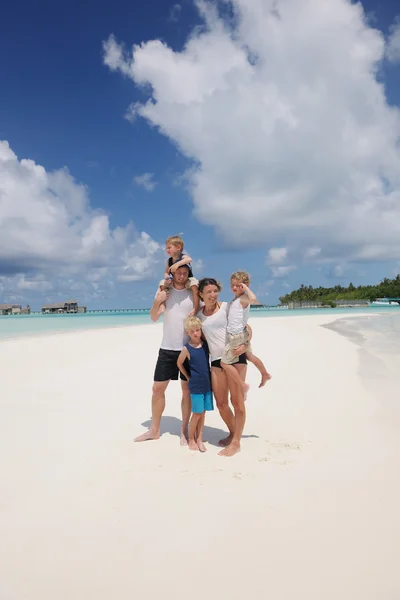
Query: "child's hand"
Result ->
[[187, 308, 196, 317], [232, 343, 247, 356], [169, 263, 178, 274]]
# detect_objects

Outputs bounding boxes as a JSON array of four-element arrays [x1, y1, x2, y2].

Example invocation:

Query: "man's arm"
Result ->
[[150, 289, 168, 322], [177, 347, 190, 380], [169, 254, 193, 273]]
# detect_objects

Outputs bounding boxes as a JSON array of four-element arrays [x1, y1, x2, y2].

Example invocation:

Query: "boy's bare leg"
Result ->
[[181, 379, 191, 446], [134, 380, 169, 442], [188, 413, 201, 450], [221, 362, 250, 397], [218, 373, 245, 457], [246, 351, 272, 387], [196, 412, 207, 452]]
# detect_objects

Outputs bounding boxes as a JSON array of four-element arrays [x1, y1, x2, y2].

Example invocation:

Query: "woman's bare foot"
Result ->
[[259, 372, 272, 388], [218, 441, 241, 457], [197, 441, 207, 452], [243, 383, 250, 401], [188, 439, 199, 451], [134, 430, 160, 442], [180, 432, 188, 446], [218, 433, 233, 447]]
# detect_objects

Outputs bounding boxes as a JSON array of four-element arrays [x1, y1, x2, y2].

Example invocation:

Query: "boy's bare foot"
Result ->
[[134, 429, 160, 442], [197, 441, 207, 452], [259, 372, 272, 388], [218, 433, 233, 447], [180, 432, 188, 446], [188, 439, 199, 451], [218, 441, 241, 457]]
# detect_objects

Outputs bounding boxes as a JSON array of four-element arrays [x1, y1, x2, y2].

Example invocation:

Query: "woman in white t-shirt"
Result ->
[[197, 278, 249, 456]]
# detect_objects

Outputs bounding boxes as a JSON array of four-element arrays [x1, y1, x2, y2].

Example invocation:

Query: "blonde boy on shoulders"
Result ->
[[159, 235, 200, 316]]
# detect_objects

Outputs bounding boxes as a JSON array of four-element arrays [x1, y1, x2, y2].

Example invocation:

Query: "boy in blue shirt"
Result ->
[[177, 316, 213, 452]]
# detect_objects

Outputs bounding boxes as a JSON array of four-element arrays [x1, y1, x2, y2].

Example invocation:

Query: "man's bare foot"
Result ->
[[180, 432, 188, 446], [218, 441, 241, 457], [218, 433, 233, 447], [188, 439, 199, 451], [259, 372, 272, 388], [197, 441, 207, 452], [134, 430, 160, 442]]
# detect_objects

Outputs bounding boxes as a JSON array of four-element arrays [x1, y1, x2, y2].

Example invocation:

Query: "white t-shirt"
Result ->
[[197, 302, 228, 362], [160, 286, 194, 351], [227, 296, 250, 335]]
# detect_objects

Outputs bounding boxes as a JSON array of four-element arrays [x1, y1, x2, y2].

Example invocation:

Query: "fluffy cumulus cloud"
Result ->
[[266, 247, 288, 265], [0, 141, 163, 304], [387, 20, 400, 63], [270, 265, 296, 278], [104, 0, 400, 266], [134, 172, 157, 191]]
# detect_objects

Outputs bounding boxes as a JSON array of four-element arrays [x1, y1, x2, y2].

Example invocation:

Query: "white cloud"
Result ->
[[270, 265, 296, 278], [387, 20, 400, 63], [0, 141, 163, 302], [330, 264, 346, 278], [104, 0, 400, 265], [192, 258, 204, 274], [266, 247, 288, 265], [304, 246, 322, 259], [134, 172, 157, 191], [168, 3, 182, 23]]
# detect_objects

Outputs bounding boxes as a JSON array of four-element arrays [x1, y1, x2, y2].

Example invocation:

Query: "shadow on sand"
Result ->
[[141, 416, 259, 448]]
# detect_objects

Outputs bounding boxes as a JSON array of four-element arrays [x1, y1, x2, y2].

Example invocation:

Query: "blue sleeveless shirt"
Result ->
[[185, 341, 211, 394]]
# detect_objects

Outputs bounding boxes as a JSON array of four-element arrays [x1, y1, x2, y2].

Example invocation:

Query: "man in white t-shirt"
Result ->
[[135, 265, 194, 445]]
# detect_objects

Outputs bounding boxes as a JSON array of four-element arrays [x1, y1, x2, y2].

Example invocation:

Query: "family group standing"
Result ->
[[135, 236, 271, 457]]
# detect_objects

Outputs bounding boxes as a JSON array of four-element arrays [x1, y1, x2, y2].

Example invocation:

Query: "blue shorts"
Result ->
[[190, 391, 214, 414]]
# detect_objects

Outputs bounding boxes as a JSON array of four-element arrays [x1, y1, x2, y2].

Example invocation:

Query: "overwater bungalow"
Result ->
[[41, 299, 87, 314], [0, 303, 22, 315]]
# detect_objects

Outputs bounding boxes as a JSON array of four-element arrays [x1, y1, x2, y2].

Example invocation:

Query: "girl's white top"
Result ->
[[227, 296, 250, 335], [197, 302, 228, 362]]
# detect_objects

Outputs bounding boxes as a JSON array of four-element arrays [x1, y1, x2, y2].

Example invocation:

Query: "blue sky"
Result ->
[[1, 0, 400, 309]]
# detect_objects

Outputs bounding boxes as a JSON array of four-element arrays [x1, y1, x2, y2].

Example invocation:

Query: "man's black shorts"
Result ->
[[154, 348, 188, 382], [211, 353, 247, 369]]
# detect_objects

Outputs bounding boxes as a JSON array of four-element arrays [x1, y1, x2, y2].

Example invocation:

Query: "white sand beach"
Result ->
[[1, 314, 400, 600]]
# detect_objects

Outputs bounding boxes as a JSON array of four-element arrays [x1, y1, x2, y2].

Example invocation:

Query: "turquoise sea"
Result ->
[[1, 304, 400, 341]]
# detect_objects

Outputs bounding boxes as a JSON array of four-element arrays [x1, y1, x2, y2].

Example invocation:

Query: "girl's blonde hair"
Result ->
[[166, 235, 184, 249], [230, 270, 250, 285], [184, 316, 202, 332]]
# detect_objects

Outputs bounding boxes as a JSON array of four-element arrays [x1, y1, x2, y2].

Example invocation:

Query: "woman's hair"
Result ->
[[166, 235, 184, 249], [230, 270, 250, 285], [184, 316, 202, 332], [198, 278, 222, 296]]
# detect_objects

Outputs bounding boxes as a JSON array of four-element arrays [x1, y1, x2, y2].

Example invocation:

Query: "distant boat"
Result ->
[[370, 298, 400, 306]]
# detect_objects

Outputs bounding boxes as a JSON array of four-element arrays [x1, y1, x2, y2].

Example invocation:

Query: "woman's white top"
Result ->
[[227, 296, 250, 335], [197, 302, 228, 362]]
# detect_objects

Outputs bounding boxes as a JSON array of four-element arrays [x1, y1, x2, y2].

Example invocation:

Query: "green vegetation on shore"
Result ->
[[279, 274, 400, 305]]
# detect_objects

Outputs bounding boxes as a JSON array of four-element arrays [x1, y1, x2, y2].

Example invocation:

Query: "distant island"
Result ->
[[280, 274, 400, 306]]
